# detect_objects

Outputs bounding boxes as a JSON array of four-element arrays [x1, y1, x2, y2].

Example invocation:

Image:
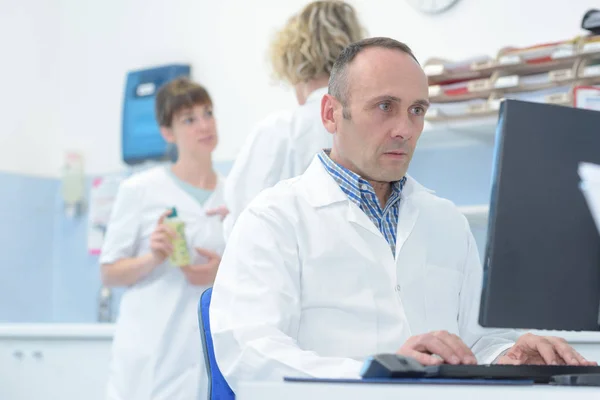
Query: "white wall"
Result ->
[[3, 0, 599, 177], [1, 1, 62, 177]]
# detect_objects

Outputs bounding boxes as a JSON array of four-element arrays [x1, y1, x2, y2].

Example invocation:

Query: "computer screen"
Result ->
[[479, 99, 600, 331]]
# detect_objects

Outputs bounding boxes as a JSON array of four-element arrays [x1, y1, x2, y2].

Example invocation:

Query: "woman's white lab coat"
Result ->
[[223, 87, 331, 238], [210, 157, 518, 392], [100, 166, 226, 400]]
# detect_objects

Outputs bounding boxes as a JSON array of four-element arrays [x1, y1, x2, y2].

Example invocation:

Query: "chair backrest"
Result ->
[[198, 287, 235, 400]]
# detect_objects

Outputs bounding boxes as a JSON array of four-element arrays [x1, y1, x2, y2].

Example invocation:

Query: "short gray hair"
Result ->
[[328, 37, 419, 119]]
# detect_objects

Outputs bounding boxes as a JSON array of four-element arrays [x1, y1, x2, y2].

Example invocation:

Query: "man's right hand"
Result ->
[[397, 331, 478, 366], [149, 210, 177, 264]]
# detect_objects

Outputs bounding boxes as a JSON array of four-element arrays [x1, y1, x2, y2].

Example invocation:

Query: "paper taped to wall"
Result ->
[[87, 175, 125, 255]]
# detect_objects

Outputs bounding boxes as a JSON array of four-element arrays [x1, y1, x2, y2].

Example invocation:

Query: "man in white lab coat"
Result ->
[[223, 0, 365, 238], [210, 37, 596, 393]]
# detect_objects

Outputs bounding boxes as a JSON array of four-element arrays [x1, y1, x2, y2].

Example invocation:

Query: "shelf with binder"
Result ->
[[490, 85, 575, 111], [422, 82, 597, 147], [428, 78, 493, 103], [424, 36, 600, 89], [500, 81, 600, 109], [491, 61, 579, 95], [426, 98, 495, 121], [426, 84, 577, 123], [422, 89, 574, 147], [494, 36, 600, 76], [420, 36, 600, 148], [425, 56, 497, 86], [494, 39, 580, 76]]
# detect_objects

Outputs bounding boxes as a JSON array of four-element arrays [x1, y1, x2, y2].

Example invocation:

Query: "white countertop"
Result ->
[[0, 324, 598, 343], [0, 323, 115, 339]]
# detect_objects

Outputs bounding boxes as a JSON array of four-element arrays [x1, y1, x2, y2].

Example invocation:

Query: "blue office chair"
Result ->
[[198, 287, 235, 400]]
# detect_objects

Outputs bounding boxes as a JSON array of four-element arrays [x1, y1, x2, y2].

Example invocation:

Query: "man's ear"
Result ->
[[321, 94, 339, 134], [160, 126, 176, 143]]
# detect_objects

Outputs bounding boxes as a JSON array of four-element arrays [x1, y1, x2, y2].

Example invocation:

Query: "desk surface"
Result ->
[[0, 323, 115, 339], [237, 381, 600, 400]]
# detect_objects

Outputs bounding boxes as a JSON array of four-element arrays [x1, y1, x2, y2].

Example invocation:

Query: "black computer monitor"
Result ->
[[479, 99, 600, 332]]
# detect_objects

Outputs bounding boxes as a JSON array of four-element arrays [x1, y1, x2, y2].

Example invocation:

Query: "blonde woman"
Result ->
[[223, 0, 365, 238]]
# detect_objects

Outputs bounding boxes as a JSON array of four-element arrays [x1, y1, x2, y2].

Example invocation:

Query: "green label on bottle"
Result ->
[[166, 220, 191, 267]]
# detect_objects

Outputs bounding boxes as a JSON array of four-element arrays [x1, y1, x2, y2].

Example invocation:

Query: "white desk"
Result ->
[[236, 330, 600, 399], [237, 381, 600, 400]]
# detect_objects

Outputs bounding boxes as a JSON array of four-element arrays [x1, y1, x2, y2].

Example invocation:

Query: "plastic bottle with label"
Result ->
[[164, 207, 191, 267]]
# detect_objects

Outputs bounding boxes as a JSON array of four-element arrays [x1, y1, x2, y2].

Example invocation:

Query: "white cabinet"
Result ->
[[0, 324, 113, 400]]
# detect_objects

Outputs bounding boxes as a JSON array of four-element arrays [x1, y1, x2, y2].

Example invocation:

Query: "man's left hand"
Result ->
[[496, 333, 598, 366]]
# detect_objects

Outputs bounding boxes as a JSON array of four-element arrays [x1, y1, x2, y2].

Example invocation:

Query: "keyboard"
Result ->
[[428, 364, 600, 384], [360, 354, 600, 384]]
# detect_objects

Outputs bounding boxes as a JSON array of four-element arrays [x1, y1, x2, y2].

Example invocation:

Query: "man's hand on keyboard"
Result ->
[[397, 330, 478, 366], [496, 333, 598, 366]]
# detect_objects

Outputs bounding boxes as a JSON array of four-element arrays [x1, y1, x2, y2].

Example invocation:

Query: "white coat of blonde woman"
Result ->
[[223, 0, 365, 238]]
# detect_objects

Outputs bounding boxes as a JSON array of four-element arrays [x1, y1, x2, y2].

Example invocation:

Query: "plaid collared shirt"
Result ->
[[318, 150, 406, 255]]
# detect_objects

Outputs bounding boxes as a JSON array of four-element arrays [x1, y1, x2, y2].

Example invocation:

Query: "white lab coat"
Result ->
[[223, 87, 332, 239], [100, 166, 226, 400], [210, 156, 518, 392]]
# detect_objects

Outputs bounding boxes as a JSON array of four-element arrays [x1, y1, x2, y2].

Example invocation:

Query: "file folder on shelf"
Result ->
[[495, 38, 579, 75], [490, 85, 574, 110], [492, 64, 578, 94], [424, 56, 496, 85], [426, 98, 493, 122], [429, 78, 492, 102], [422, 36, 600, 126]]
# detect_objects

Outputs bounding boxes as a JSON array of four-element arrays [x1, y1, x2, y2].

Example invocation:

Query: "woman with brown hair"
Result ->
[[101, 78, 226, 400]]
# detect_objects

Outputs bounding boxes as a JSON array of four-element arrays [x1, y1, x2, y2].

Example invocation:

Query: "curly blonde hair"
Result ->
[[269, 1, 365, 85]]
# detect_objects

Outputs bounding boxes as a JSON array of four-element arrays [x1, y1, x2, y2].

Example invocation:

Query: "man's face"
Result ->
[[323, 48, 429, 183]]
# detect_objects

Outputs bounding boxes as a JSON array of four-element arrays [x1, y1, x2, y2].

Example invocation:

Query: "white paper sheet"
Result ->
[[578, 162, 600, 235]]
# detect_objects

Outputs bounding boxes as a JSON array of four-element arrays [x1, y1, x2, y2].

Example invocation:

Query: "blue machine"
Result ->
[[121, 64, 191, 165]]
